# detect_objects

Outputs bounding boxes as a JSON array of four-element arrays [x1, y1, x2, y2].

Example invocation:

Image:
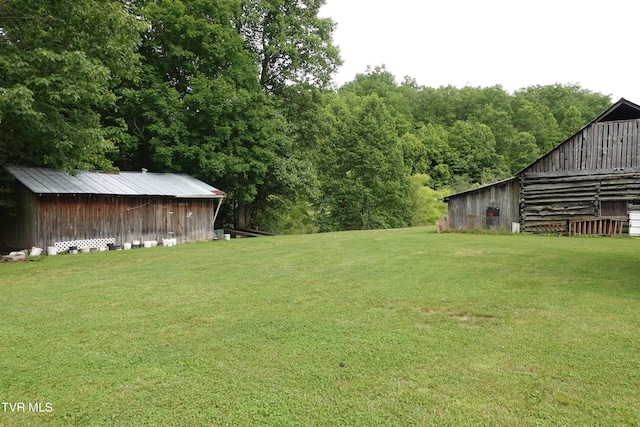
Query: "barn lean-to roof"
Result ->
[[442, 177, 517, 202], [6, 166, 225, 198], [445, 98, 640, 202]]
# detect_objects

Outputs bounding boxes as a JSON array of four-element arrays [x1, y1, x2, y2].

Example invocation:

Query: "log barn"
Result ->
[[444, 98, 640, 235], [1, 167, 225, 251]]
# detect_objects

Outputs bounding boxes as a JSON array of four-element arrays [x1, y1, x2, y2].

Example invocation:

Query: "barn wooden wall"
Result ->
[[29, 194, 217, 248], [523, 119, 640, 174], [519, 118, 640, 232], [446, 118, 640, 234], [521, 171, 640, 233], [446, 179, 520, 230]]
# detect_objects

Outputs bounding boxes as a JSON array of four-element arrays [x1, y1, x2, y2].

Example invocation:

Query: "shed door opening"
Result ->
[[486, 207, 499, 228]]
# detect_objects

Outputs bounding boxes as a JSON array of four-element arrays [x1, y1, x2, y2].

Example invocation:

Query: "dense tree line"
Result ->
[[0, 2, 612, 232]]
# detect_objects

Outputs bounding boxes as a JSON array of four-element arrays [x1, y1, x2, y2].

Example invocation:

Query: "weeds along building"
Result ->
[[1, 167, 225, 251], [444, 98, 640, 234]]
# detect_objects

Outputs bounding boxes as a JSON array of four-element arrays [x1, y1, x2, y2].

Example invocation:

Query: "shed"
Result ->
[[444, 98, 640, 234], [1, 167, 225, 251], [444, 177, 519, 230]]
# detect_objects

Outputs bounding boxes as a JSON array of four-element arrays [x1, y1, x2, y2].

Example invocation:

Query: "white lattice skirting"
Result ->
[[55, 238, 115, 251]]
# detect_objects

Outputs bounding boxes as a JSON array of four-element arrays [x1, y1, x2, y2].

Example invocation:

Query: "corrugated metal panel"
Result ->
[[7, 167, 225, 198]]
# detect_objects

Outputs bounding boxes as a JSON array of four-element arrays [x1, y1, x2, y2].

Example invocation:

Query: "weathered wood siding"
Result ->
[[523, 119, 640, 174], [446, 112, 640, 234], [446, 179, 519, 230], [520, 170, 640, 233], [25, 194, 217, 249], [518, 118, 640, 232]]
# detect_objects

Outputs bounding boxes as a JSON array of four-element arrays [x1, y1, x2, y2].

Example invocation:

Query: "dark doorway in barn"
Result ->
[[486, 207, 500, 228]]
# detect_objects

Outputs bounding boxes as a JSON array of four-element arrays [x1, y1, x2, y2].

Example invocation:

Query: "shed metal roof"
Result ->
[[442, 177, 517, 202], [7, 167, 225, 198]]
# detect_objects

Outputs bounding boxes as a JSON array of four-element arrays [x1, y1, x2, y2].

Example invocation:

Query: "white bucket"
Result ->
[[511, 222, 520, 233], [224, 234, 231, 241], [30, 247, 43, 256], [123, 242, 131, 250], [171, 238, 177, 246], [143, 241, 152, 248], [47, 246, 57, 256]]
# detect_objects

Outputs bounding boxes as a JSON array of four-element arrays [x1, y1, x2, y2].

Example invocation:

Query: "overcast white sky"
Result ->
[[320, 0, 640, 103]]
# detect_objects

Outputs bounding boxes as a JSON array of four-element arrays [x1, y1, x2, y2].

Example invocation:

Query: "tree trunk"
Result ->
[[236, 200, 252, 229]]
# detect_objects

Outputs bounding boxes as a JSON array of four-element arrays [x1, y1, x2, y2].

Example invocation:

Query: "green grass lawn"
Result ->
[[1, 228, 639, 426]]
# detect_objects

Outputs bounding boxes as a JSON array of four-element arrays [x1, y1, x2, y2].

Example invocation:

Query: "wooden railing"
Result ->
[[568, 217, 624, 236]]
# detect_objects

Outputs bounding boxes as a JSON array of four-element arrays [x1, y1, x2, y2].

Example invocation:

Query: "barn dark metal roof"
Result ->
[[6, 166, 225, 198]]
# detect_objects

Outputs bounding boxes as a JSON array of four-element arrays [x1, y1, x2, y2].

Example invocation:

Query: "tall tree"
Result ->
[[418, 123, 452, 187], [341, 65, 413, 135], [116, 0, 313, 229], [560, 105, 585, 139], [233, 0, 341, 228], [0, 0, 143, 170], [317, 94, 411, 231], [239, 0, 341, 95], [509, 132, 540, 172], [447, 121, 505, 184], [512, 99, 562, 151], [515, 83, 611, 124]]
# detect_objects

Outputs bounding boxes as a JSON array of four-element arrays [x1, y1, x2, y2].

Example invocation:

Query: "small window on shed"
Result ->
[[600, 201, 627, 217]]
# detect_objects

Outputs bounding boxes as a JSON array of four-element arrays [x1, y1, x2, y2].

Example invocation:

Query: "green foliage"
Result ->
[[0, 169, 17, 218], [514, 83, 611, 124], [0, 49, 114, 170], [474, 104, 517, 158], [317, 94, 412, 231], [313, 77, 612, 232], [240, 0, 342, 94], [510, 131, 540, 172], [258, 195, 319, 234], [114, 0, 324, 229], [560, 105, 585, 138], [408, 174, 449, 225], [513, 99, 560, 151], [0, 0, 617, 234], [0, 0, 143, 171], [447, 120, 506, 184]]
